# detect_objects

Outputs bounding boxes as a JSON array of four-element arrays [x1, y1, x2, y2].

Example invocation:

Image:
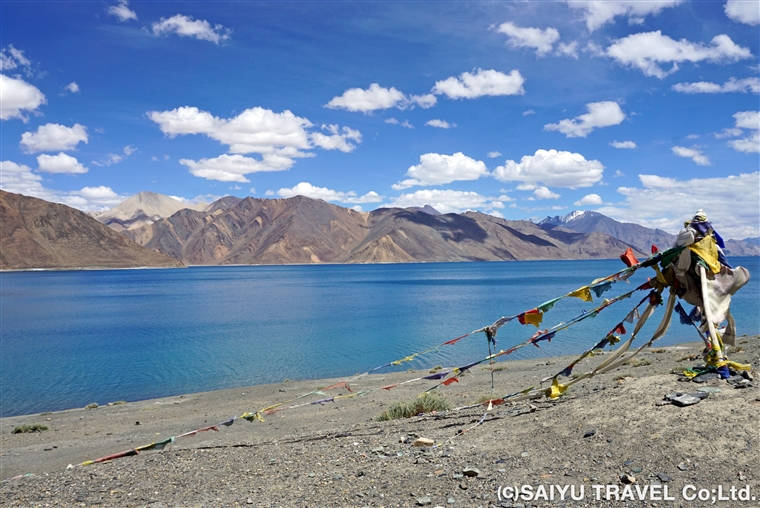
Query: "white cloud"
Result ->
[[671, 146, 711, 165], [544, 101, 625, 138], [567, 0, 684, 31], [0, 160, 46, 197], [65, 82, 80, 94], [606, 31, 752, 79], [151, 14, 231, 44], [426, 119, 456, 129], [310, 124, 362, 152], [20, 123, 88, 152], [37, 153, 88, 174], [386, 118, 414, 128], [523, 109, 535, 116], [727, 110, 760, 153], [0, 74, 46, 121], [493, 149, 604, 188], [610, 140, 637, 149], [486, 151, 502, 158], [411, 94, 437, 108], [432, 69, 525, 99], [92, 145, 136, 167], [725, 0, 760, 25], [614, 170, 625, 177], [67, 186, 124, 209], [180, 154, 296, 183], [557, 41, 580, 59], [326, 83, 407, 112], [276, 182, 382, 204], [148, 106, 359, 181], [389, 189, 504, 214], [108, 0, 137, 21], [672, 77, 760, 94], [516, 183, 538, 191], [496, 22, 559, 56], [531, 186, 560, 200], [0, 45, 31, 72], [597, 172, 760, 239], [574, 193, 603, 206], [392, 152, 489, 189]]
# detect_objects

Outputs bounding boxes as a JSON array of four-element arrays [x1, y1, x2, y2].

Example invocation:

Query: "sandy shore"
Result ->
[[1, 337, 759, 507]]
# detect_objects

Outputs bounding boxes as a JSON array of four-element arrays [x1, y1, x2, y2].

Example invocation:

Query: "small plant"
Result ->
[[484, 363, 508, 372], [85, 402, 98, 410], [476, 393, 497, 404], [12, 424, 48, 434], [429, 366, 443, 373], [376, 392, 452, 421], [625, 358, 651, 367], [652, 349, 666, 354]]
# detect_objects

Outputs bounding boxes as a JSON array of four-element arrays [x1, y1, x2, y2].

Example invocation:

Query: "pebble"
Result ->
[[458, 482, 468, 490], [669, 394, 701, 407], [738, 472, 747, 481], [692, 372, 720, 383], [416, 495, 432, 506], [697, 387, 722, 394], [413, 438, 435, 447], [462, 467, 480, 477], [452, 473, 464, 479], [371, 446, 385, 454], [520, 452, 529, 457], [677, 462, 688, 471], [447, 497, 456, 504], [246, 498, 253, 504], [620, 474, 636, 484], [657, 473, 671, 482], [583, 429, 596, 438]]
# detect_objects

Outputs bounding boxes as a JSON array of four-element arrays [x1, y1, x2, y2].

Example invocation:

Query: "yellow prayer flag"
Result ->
[[547, 377, 567, 399], [688, 236, 721, 274], [569, 286, 593, 302]]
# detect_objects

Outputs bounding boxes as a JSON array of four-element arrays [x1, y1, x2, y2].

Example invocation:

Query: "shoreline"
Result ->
[[2, 337, 757, 480]]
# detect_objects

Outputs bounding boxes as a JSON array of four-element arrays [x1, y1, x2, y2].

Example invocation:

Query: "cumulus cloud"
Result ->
[[426, 119, 455, 129], [487, 151, 502, 158], [20, 123, 88, 152], [606, 31, 752, 79], [574, 193, 603, 206], [725, 0, 760, 25], [108, 0, 137, 21], [326, 84, 436, 113], [1, 161, 126, 210], [567, 0, 684, 31], [392, 152, 489, 189], [726, 110, 760, 153], [152, 14, 231, 44], [493, 149, 604, 188], [65, 82, 80, 94], [148, 106, 360, 180], [0, 45, 31, 72], [597, 172, 760, 238], [388, 189, 505, 214], [180, 154, 297, 183], [496, 22, 559, 56], [310, 124, 362, 152], [672, 77, 760, 94], [530, 186, 561, 200], [36, 153, 88, 174], [432, 69, 525, 99], [671, 146, 711, 165], [544, 101, 625, 138], [557, 41, 580, 59], [276, 182, 382, 204], [0, 74, 46, 121], [610, 140, 637, 149]]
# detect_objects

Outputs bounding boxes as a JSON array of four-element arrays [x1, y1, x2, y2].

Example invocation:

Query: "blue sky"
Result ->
[[1, 0, 758, 239]]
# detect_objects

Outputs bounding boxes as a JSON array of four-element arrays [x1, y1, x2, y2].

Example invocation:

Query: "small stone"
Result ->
[[620, 474, 636, 484], [520, 452, 529, 457], [623, 460, 634, 466], [733, 379, 752, 389], [656, 400, 670, 406], [726, 375, 745, 385], [413, 438, 435, 447], [583, 429, 596, 438], [632, 467, 643, 473], [416, 496, 432, 506], [246, 499, 253, 505], [740, 370, 753, 381], [689, 392, 709, 400], [308, 473, 315, 478], [657, 472, 671, 482], [452, 473, 464, 479], [447, 498, 456, 504], [85, 402, 98, 410], [458, 482, 468, 490], [462, 467, 480, 477], [371, 446, 384, 454], [692, 372, 720, 383], [670, 394, 701, 407], [738, 472, 747, 481], [697, 387, 722, 394], [677, 462, 688, 471]]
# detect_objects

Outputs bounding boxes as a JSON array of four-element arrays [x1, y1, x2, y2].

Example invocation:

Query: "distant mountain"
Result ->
[[124, 196, 639, 265], [538, 210, 760, 257], [0, 190, 184, 270], [93, 191, 207, 232], [538, 211, 676, 254], [406, 205, 441, 215], [741, 237, 760, 246]]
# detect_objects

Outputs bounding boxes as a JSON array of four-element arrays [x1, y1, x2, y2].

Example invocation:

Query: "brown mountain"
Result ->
[[0, 190, 184, 270], [125, 196, 640, 265]]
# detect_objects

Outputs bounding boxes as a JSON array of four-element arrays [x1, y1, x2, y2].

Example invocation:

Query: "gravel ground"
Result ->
[[2, 337, 759, 507]]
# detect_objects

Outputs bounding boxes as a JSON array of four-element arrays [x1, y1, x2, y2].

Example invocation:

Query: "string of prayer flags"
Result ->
[[442, 334, 469, 345], [176, 425, 219, 439], [322, 381, 352, 392], [537, 297, 562, 312], [423, 370, 450, 380], [135, 437, 174, 452]]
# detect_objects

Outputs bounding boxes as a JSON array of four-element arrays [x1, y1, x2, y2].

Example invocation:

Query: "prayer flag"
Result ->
[[590, 281, 613, 298], [442, 377, 459, 386], [620, 247, 640, 267], [537, 297, 562, 312], [443, 334, 468, 345], [518, 309, 543, 327], [569, 286, 593, 302]]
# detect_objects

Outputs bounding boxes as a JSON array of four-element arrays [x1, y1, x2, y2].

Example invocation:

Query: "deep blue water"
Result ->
[[1, 257, 758, 417]]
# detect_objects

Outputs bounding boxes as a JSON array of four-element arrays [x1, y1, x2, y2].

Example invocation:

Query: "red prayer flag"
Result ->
[[651, 244, 659, 254], [324, 381, 352, 392], [443, 334, 468, 345], [620, 247, 640, 268], [442, 377, 459, 386]]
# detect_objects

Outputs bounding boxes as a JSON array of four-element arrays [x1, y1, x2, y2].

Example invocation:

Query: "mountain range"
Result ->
[[91, 191, 208, 232], [0, 190, 183, 270]]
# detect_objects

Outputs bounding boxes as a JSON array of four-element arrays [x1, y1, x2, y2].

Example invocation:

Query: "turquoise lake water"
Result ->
[[1, 257, 758, 417]]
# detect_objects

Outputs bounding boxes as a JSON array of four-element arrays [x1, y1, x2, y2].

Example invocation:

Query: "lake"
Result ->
[[1, 257, 758, 417]]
